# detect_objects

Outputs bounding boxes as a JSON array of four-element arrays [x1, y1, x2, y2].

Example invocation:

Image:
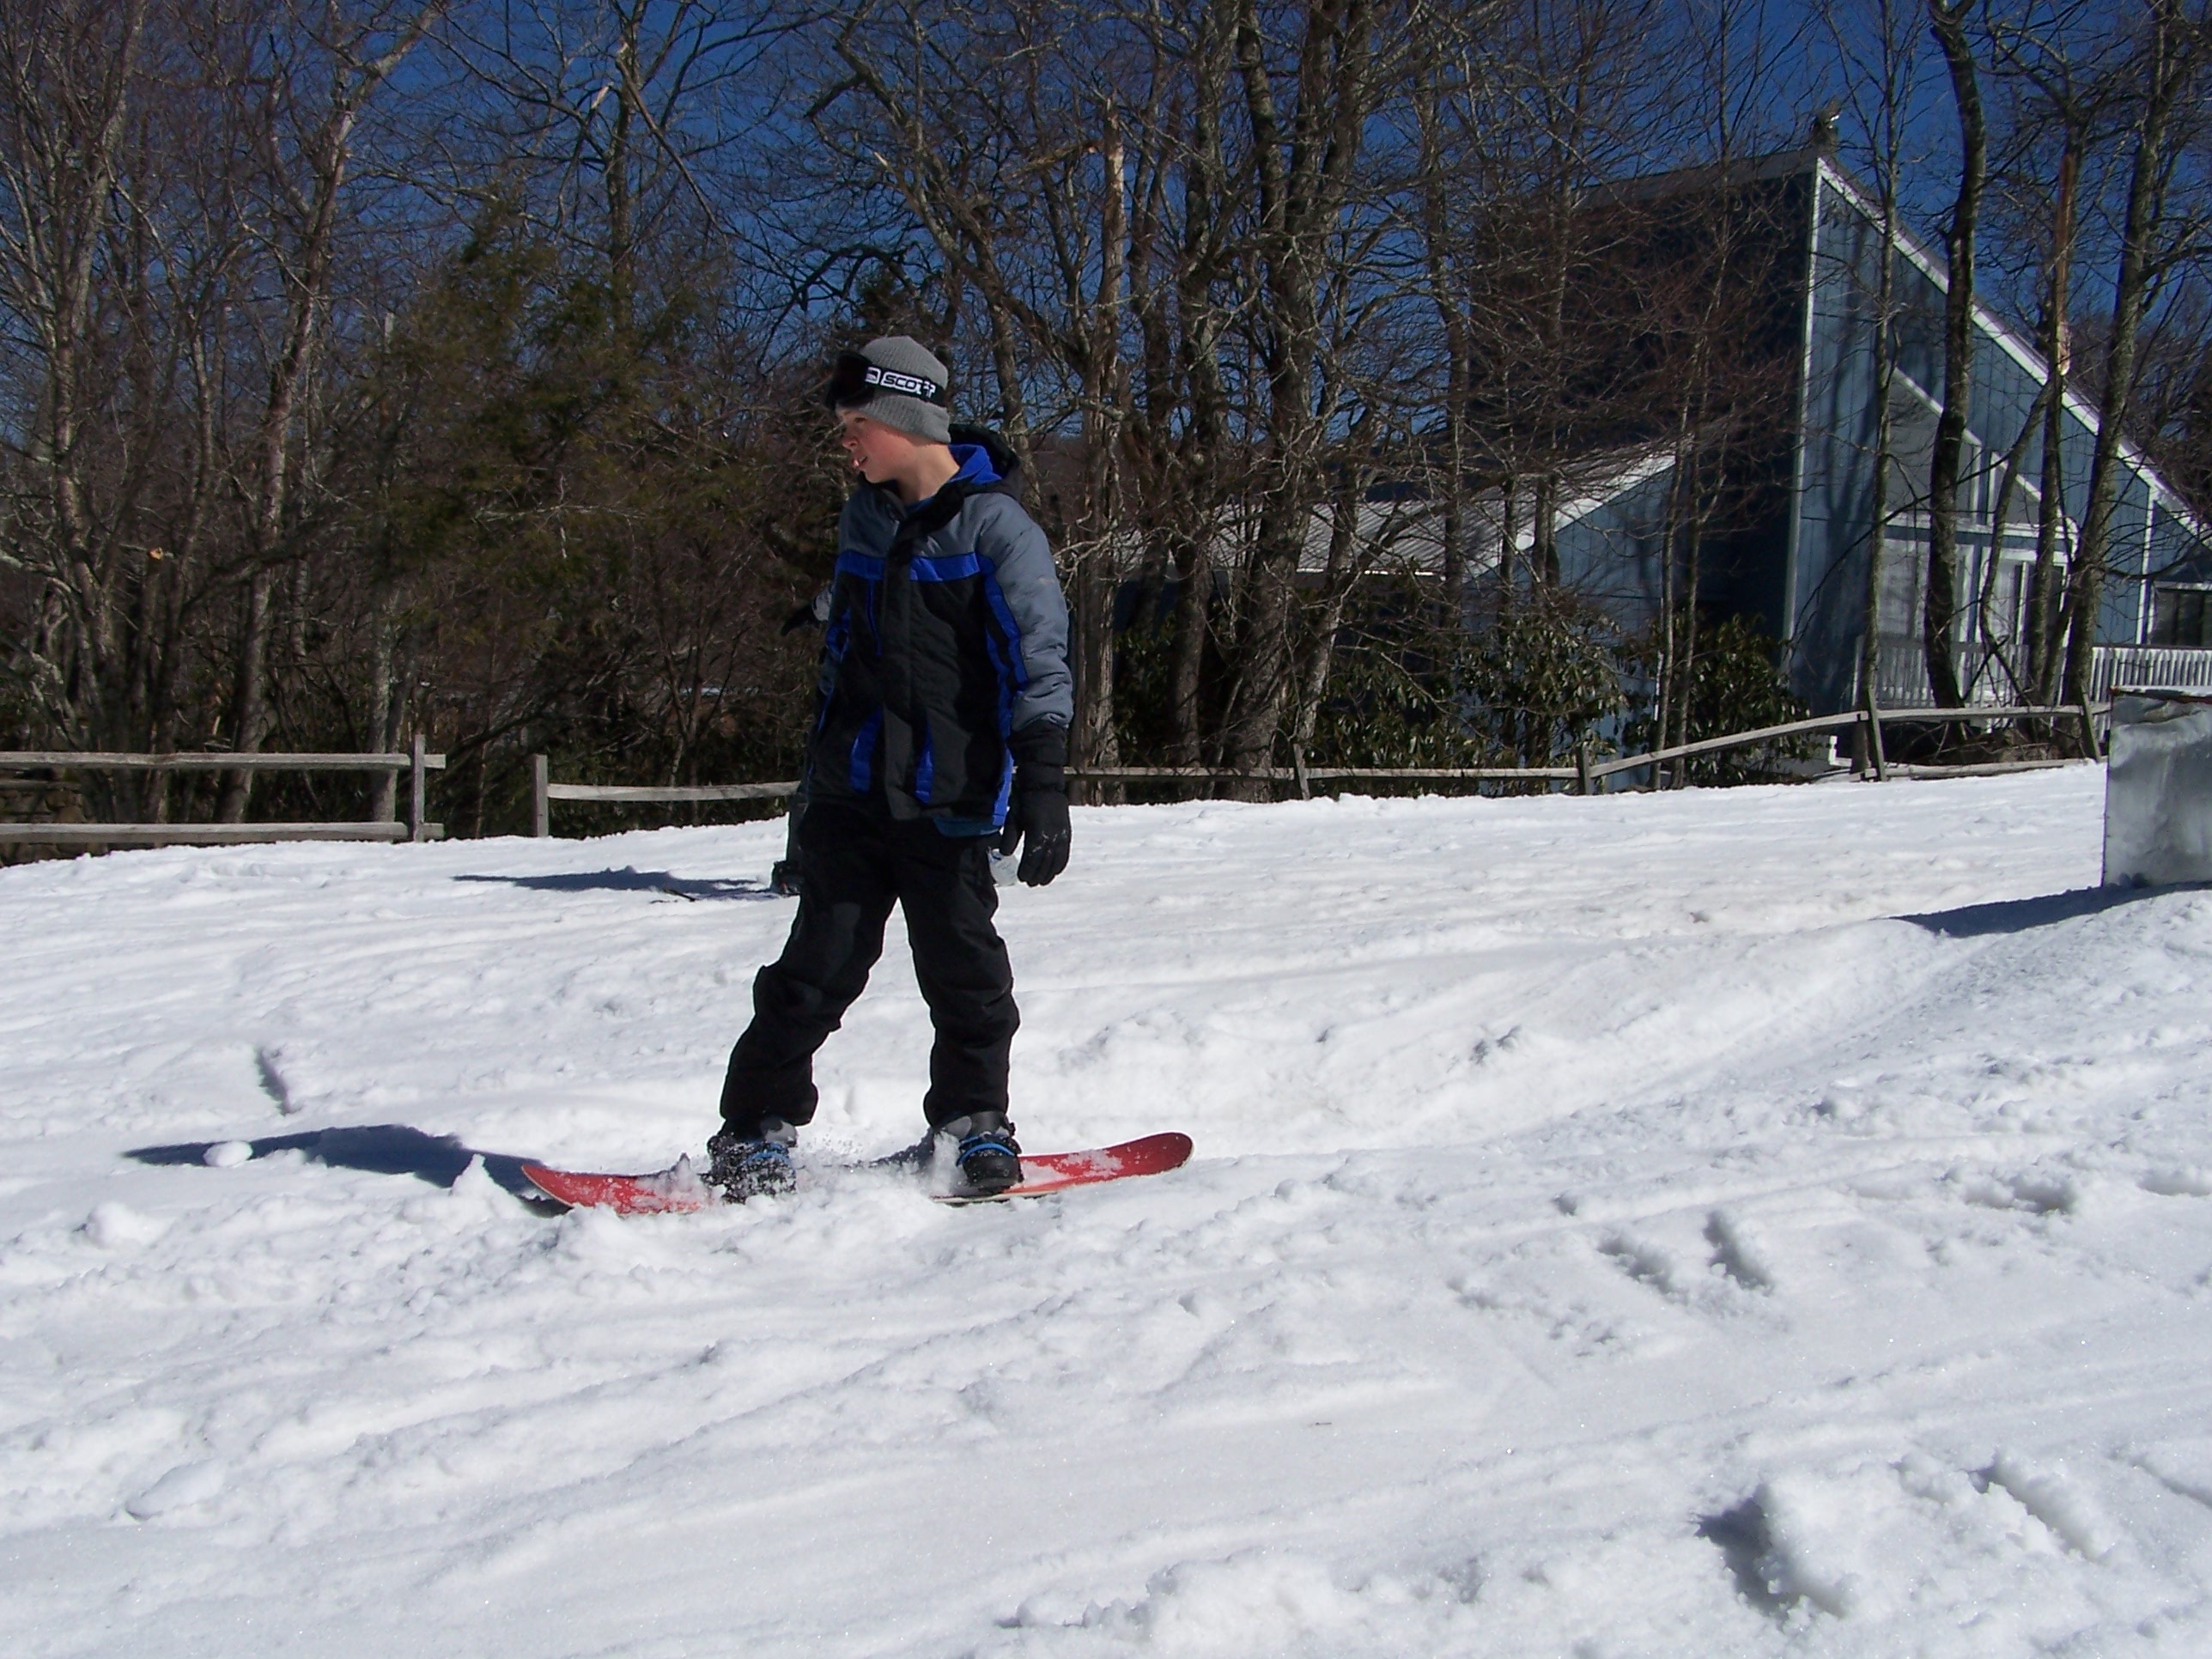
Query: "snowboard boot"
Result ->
[[704, 1117, 797, 1200], [941, 1112, 1023, 1197]]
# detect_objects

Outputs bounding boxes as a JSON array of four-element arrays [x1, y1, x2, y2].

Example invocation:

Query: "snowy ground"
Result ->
[[5, 766, 2212, 1657]]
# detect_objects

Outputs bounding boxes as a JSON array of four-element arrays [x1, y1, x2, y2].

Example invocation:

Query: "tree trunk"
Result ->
[[216, 564, 279, 820], [217, 9, 438, 817], [1413, 49, 1471, 619], [1922, 0, 1984, 712], [1217, 0, 1374, 792], [1672, 505, 1705, 776], [2062, 0, 2191, 718], [0, 0, 149, 758], [1168, 536, 1212, 767], [1291, 435, 1367, 770], [367, 586, 403, 823], [220, 96, 360, 820], [1972, 382, 2044, 699], [2028, 142, 2080, 708], [1070, 116, 1130, 803], [1164, 5, 1235, 772], [1534, 471, 1560, 587], [1861, 172, 1899, 775]]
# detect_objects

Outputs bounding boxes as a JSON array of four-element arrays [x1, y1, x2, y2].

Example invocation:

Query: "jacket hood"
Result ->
[[946, 424, 1026, 503]]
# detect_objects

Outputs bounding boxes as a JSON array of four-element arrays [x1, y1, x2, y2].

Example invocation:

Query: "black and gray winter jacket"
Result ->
[[808, 427, 1072, 830]]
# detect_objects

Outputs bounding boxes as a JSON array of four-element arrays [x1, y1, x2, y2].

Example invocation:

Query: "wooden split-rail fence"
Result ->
[[523, 700, 2111, 834], [0, 734, 445, 848], [526, 754, 795, 837], [0, 703, 2112, 852]]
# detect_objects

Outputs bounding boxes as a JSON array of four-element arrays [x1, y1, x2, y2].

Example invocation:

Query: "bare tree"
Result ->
[[1921, 0, 1984, 711], [214, 3, 445, 821], [1985, 7, 2110, 708], [1131, 0, 1244, 770], [2060, 0, 2208, 716], [1824, 0, 1929, 770], [0, 0, 154, 778], [1207, 0, 1387, 787]]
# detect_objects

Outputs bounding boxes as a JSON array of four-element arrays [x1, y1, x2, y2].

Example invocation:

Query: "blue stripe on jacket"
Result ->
[[848, 708, 883, 793], [910, 551, 983, 582], [914, 718, 934, 805], [980, 570, 1030, 690]]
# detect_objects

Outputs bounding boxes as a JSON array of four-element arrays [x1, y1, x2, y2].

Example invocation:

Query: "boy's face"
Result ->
[[836, 409, 921, 484]]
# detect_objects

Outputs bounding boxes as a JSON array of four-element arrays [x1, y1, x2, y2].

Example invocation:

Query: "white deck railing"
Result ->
[[1867, 639, 2212, 708]]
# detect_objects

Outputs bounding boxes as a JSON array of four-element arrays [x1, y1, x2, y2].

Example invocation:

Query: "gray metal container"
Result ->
[[2104, 690, 2212, 886]]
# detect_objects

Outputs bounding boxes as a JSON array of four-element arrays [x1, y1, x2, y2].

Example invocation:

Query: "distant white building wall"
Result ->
[[1113, 445, 1677, 586]]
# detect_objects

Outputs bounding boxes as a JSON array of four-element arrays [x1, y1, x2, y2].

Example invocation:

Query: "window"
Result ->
[[2151, 586, 2212, 649], [1877, 536, 1923, 639]]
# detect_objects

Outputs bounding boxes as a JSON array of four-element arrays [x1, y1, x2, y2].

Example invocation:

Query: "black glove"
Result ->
[[998, 724, 1070, 886]]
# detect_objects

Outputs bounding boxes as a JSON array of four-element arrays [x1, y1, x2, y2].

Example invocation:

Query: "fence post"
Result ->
[[409, 734, 428, 841], [532, 754, 550, 838], [1866, 701, 1889, 781], [2077, 699, 2105, 763], [1576, 740, 1593, 796]]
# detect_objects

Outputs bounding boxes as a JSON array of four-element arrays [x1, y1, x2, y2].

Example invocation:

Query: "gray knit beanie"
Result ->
[[828, 336, 953, 445]]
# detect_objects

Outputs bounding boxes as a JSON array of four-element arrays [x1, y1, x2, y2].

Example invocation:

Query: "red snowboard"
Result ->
[[522, 1132, 1194, 1215]]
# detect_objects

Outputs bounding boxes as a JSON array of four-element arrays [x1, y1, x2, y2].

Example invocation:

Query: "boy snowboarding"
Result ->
[[707, 337, 1072, 1200]]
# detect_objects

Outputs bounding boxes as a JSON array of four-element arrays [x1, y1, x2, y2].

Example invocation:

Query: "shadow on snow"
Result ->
[[126, 1124, 559, 1208], [453, 866, 776, 902], [1900, 882, 2198, 939]]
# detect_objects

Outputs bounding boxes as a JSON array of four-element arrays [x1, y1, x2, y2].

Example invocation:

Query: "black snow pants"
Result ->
[[720, 798, 1018, 1132]]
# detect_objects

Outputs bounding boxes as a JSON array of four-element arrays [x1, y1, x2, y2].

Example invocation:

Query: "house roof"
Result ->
[[1824, 148, 2199, 542], [1594, 137, 2206, 543]]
